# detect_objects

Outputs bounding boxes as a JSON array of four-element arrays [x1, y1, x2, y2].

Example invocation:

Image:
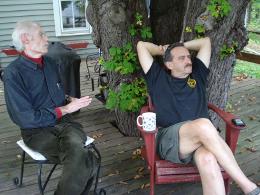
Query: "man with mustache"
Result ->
[[4, 21, 97, 195], [137, 38, 259, 195]]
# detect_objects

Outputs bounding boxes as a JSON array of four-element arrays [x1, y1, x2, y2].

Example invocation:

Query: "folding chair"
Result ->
[[14, 136, 105, 195]]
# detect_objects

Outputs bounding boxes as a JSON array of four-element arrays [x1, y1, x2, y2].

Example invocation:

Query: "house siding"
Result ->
[[0, 0, 97, 68]]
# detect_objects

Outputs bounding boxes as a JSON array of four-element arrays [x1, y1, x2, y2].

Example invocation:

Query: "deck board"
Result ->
[[0, 61, 259, 195]]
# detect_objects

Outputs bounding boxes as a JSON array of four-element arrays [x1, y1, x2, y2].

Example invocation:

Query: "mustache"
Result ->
[[185, 63, 192, 68]]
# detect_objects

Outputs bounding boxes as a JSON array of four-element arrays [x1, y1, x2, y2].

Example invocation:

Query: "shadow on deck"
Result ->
[[0, 62, 259, 195]]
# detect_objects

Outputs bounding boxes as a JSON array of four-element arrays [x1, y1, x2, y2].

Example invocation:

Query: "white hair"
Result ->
[[12, 21, 39, 51]]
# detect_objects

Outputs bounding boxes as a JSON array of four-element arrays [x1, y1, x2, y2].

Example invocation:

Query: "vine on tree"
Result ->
[[207, 0, 231, 19], [188, 0, 231, 38], [129, 12, 152, 39], [194, 24, 206, 38], [220, 41, 238, 59], [103, 43, 138, 75], [106, 78, 147, 112], [104, 12, 151, 112]]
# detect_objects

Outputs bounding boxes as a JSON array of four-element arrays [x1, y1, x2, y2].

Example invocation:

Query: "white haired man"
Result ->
[[4, 21, 97, 195], [137, 38, 260, 195]]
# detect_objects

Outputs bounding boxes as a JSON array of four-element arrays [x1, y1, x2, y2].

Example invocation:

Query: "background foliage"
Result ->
[[234, 0, 260, 79]]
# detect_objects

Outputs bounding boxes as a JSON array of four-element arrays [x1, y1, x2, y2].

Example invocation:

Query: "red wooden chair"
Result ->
[[137, 97, 245, 195]]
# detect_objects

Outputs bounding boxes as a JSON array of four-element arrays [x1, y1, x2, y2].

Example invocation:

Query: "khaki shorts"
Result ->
[[156, 121, 193, 164]]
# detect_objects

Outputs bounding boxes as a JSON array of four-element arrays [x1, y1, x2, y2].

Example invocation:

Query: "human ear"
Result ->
[[165, 62, 173, 70], [20, 33, 30, 44]]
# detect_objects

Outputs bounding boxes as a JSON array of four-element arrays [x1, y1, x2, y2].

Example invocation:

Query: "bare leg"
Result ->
[[194, 146, 225, 195], [179, 118, 258, 194]]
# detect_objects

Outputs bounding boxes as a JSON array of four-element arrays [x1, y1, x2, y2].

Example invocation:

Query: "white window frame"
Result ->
[[53, 0, 92, 36]]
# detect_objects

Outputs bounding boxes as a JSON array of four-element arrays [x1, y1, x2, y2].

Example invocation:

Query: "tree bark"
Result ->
[[87, 0, 250, 136], [87, 0, 147, 136]]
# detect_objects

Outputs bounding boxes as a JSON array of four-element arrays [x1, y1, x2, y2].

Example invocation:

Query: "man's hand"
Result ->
[[184, 37, 211, 68], [159, 44, 169, 54], [60, 96, 92, 115], [137, 41, 168, 74]]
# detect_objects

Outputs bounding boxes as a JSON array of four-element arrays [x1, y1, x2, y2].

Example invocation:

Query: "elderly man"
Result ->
[[137, 38, 260, 195], [4, 21, 97, 195]]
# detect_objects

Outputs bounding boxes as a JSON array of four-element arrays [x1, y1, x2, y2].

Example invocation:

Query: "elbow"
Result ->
[[204, 37, 211, 47], [137, 41, 144, 49], [137, 41, 145, 54]]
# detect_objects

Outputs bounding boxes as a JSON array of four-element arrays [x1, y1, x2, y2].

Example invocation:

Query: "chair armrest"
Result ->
[[140, 105, 150, 114], [208, 103, 245, 153], [138, 126, 158, 168], [138, 105, 157, 168], [208, 103, 241, 128]]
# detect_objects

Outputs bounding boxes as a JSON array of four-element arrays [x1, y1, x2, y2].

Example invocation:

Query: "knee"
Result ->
[[195, 149, 217, 166], [195, 150, 219, 175], [63, 135, 85, 151], [192, 118, 218, 142], [63, 140, 86, 160]]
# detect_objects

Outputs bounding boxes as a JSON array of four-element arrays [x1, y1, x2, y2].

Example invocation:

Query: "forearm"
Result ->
[[137, 41, 165, 73], [137, 41, 164, 56], [184, 37, 211, 67], [59, 96, 78, 116], [184, 37, 210, 51], [58, 96, 92, 116]]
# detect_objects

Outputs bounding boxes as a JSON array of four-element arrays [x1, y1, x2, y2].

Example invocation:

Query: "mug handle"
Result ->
[[136, 115, 143, 127]]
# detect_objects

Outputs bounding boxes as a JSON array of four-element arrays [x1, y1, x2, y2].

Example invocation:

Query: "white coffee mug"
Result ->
[[137, 112, 156, 131]]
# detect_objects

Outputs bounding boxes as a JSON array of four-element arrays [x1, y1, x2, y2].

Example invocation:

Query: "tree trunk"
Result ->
[[86, 0, 147, 136], [87, 0, 250, 136]]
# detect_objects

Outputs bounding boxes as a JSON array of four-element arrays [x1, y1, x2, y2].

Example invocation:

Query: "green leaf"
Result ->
[[108, 78, 148, 112], [124, 43, 132, 51], [105, 90, 118, 110], [135, 12, 143, 26], [195, 24, 205, 34], [115, 66, 122, 72], [140, 26, 152, 39], [207, 0, 231, 19], [109, 47, 117, 56], [129, 24, 137, 36]]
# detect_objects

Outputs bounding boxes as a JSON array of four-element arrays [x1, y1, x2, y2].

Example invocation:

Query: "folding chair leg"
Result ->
[[14, 151, 25, 187], [42, 164, 58, 191], [90, 143, 106, 195], [91, 144, 101, 193], [37, 163, 57, 195], [37, 164, 44, 195]]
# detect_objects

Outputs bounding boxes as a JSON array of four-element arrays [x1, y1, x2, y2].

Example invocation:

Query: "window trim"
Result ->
[[53, 0, 91, 36]]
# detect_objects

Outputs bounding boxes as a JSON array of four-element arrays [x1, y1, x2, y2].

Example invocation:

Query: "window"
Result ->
[[53, 0, 91, 36]]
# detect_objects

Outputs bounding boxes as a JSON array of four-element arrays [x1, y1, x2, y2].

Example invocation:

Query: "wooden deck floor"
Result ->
[[0, 62, 259, 195]]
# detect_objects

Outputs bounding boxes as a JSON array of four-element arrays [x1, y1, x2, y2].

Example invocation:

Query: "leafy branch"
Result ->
[[129, 12, 152, 39], [106, 78, 147, 112], [207, 0, 231, 19], [220, 41, 238, 59], [103, 43, 138, 75], [194, 24, 206, 38]]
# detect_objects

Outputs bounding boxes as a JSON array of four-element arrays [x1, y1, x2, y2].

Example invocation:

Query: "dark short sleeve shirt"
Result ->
[[144, 58, 210, 128]]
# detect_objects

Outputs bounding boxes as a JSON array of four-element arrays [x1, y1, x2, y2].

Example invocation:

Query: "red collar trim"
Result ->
[[22, 52, 43, 68]]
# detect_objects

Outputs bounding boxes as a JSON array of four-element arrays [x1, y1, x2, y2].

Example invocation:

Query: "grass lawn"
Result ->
[[234, 60, 260, 79], [233, 31, 260, 79]]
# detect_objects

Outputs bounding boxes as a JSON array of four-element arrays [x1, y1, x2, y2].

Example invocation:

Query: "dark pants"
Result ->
[[21, 117, 97, 195]]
